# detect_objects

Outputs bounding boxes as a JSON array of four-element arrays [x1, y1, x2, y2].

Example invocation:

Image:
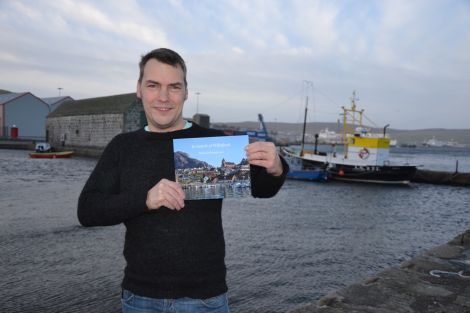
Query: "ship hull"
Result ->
[[327, 164, 417, 185], [29, 151, 74, 159], [281, 147, 416, 185], [281, 148, 327, 182]]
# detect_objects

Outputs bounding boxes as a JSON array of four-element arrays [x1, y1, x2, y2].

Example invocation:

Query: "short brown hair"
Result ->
[[138, 48, 187, 87]]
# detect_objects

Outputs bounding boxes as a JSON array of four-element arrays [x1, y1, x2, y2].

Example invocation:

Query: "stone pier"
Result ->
[[290, 230, 470, 313], [413, 169, 470, 186]]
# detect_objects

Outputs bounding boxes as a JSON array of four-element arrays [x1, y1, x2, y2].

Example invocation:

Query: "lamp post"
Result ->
[[58, 87, 63, 96], [195, 91, 201, 114]]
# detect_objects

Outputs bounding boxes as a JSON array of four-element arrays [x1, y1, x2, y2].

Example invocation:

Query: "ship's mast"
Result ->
[[300, 95, 308, 156], [342, 91, 364, 157], [300, 81, 313, 156]]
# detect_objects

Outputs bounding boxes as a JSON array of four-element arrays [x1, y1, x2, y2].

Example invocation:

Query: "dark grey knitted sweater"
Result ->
[[77, 123, 287, 299]]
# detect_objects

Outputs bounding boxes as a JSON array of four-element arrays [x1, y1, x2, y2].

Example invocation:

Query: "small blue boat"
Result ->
[[286, 169, 327, 181], [281, 147, 328, 182]]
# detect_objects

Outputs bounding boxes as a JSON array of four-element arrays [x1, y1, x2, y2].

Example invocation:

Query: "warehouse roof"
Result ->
[[0, 91, 49, 107], [41, 96, 74, 106], [48, 92, 139, 117]]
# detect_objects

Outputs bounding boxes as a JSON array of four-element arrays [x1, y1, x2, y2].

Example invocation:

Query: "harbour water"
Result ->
[[389, 145, 470, 172], [1, 147, 469, 313], [183, 182, 251, 200]]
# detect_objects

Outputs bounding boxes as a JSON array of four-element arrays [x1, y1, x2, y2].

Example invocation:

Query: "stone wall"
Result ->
[[124, 101, 144, 132], [290, 230, 470, 313], [46, 113, 124, 149]]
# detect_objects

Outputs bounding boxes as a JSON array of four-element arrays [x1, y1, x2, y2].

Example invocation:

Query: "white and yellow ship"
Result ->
[[282, 92, 416, 184]]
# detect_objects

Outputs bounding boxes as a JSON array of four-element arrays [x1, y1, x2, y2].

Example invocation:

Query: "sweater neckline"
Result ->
[[144, 120, 192, 132], [142, 123, 202, 140]]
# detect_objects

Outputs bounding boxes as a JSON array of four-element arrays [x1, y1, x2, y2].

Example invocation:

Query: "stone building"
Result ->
[[46, 93, 144, 156]]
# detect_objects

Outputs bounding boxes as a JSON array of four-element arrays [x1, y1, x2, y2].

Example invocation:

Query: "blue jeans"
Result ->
[[121, 289, 230, 313]]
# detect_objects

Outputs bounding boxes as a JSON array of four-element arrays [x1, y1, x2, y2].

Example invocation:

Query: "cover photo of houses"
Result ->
[[173, 135, 251, 200]]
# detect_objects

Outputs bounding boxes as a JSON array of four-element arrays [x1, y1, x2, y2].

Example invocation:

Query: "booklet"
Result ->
[[173, 135, 251, 200]]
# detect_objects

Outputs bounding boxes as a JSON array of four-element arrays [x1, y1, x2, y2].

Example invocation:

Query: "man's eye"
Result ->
[[170, 85, 182, 90]]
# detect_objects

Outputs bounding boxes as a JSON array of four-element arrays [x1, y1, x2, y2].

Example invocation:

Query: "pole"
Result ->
[[195, 92, 201, 114], [300, 96, 308, 156], [300, 80, 313, 156]]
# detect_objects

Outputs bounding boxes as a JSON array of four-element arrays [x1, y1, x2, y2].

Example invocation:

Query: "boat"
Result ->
[[281, 91, 416, 185], [29, 151, 74, 159], [29, 142, 74, 158], [280, 82, 328, 182], [422, 137, 466, 148], [318, 128, 342, 144], [283, 149, 328, 181], [444, 139, 466, 148], [400, 142, 417, 148], [422, 136, 445, 147]]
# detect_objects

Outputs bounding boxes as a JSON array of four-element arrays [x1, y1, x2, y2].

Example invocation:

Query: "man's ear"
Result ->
[[184, 88, 188, 100]]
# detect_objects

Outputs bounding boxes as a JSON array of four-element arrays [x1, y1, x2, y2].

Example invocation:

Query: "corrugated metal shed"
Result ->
[[0, 92, 28, 105], [42, 96, 74, 112], [41, 96, 73, 106], [0, 92, 50, 107]]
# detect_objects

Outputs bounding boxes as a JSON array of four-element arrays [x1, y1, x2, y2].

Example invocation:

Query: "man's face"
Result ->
[[137, 58, 188, 132]]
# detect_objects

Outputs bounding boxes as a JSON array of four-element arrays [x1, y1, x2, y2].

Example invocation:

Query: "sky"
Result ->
[[1, 0, 469, 130], [174, 135, 248, 168]]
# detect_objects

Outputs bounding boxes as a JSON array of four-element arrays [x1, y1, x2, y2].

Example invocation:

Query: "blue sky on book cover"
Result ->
[[173, 135, 248, 168]]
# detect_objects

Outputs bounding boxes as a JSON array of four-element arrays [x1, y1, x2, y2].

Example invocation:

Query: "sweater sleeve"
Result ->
[[77, 136, 148, 227], [250, 155, 289, 198]]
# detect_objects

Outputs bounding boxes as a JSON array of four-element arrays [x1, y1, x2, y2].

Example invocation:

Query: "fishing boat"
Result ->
[[29, 142, 74, 159], [281, 91, 416, 185], [284, 159, 328, 181], [281, 82, 328, 182]]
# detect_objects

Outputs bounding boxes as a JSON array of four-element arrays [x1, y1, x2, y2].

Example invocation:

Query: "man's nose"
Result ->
[[158, 87, 169, 101]]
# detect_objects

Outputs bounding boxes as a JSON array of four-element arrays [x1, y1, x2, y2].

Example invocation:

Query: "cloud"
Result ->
[[291, 0, 340, 55], [47, 0, 169, 46], [0, 0, 469, 128]]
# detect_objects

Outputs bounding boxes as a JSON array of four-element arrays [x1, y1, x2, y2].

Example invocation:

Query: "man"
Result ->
[[78, 48, 288, 313]]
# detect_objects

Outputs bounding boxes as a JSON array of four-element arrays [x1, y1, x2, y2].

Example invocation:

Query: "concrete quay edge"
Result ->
[[289, 230, 470, 313]]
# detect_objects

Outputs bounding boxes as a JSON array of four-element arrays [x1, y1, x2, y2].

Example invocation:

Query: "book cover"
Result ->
[[173, 135, 251, 200]]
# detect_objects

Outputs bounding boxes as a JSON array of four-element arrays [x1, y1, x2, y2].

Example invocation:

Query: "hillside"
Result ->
[[174, 151, 212, 169], [211, 121, 470, 145]]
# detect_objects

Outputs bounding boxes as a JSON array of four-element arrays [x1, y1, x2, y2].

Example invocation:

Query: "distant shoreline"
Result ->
[[212, 121, 470, 145]]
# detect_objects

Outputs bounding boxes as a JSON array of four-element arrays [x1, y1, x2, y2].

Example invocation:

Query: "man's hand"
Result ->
[[146, 179, 185, 211], [245, 141, 283, 176]]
